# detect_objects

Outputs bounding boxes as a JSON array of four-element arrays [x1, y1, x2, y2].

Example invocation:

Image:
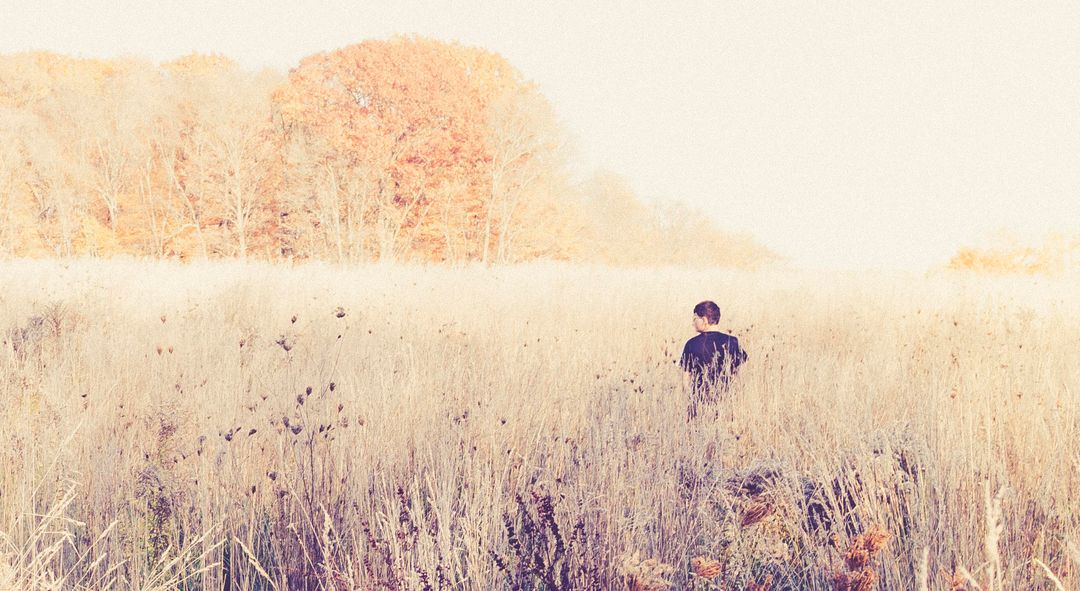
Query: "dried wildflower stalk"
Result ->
[[832, 527, 890, 591], [619, 552, 674, 591]]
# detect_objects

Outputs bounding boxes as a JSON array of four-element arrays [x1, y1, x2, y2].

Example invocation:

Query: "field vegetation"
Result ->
[[1, 259, 1078, 590]]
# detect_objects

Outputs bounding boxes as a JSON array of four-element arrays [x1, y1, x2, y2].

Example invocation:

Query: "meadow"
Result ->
[[1, 259, 1077, 591]]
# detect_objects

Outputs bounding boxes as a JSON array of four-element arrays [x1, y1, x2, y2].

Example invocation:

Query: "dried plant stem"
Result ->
[[915, 546, 928, 591], [1031, 559, 1065, 591], [983, 481, 1004, 591]]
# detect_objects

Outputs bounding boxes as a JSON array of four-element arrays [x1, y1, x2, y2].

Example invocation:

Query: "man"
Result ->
[[680, 300, 748, 419]]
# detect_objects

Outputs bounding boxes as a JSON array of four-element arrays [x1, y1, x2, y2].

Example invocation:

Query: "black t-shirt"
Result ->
[[680, 331, 748, 390]]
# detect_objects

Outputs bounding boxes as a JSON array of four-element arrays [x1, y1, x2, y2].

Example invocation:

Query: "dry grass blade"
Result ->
[[234, 536, 279, 591], [983, 482, 1003, 591], [956, 566, 983, 591], [915, 546, 929, 591], [139, 527, 222, 591], [28, 428, 82, 502], [1031, 559, 1065, 591], [0, 558, 14, 591], [65, 519, 119, 589], [1067, 541, 1080, 567]]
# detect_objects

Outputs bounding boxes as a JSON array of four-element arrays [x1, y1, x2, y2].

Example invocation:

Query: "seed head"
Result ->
[[690, 556, 722, 580], [845, 527, 890, 571], [741, 501, 774, 528]]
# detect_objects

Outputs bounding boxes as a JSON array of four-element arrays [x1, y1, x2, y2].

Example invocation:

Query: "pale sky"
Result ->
[[2, 1, 1078, 270]]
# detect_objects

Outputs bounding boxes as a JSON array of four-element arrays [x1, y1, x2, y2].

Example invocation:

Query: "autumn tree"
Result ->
[[157, 54, 237, 258], [948, 232, 1080, 275], [652, 201, 779, 268], [0, 53, 94, 255], [0, 107, 35, 255], [481, 82, 570, 264], [577, 171, 660, 265], [277, 38, 454, 261], [575, 171, 778, 268], [274, 37, 566, 263], [197, 70, 278, 258], [0, 109, 23, 254], [162, 55, 281, 258], [22, 128, 81, 256], [46, 57, 157, 249]]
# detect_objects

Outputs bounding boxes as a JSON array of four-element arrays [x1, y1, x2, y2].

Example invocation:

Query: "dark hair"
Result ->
[[693, 301, 721, 324]]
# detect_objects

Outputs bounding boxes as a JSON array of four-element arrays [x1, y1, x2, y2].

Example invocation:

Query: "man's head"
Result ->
[[692, 300, 721, 332]]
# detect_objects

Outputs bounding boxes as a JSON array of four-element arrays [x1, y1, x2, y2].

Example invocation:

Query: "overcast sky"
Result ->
[[2, 1, 1078, 270]]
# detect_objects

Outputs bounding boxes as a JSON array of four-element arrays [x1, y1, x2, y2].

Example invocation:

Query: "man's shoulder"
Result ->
[[709, 332, 744, 350], [684, 333, 707, 346]]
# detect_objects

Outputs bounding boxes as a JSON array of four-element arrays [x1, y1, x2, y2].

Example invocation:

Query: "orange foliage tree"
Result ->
[[275, 37, 473, 262], [273, 36, 573, 263]]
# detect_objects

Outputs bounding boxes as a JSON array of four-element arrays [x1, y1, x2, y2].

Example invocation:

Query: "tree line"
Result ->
[[948, 232, 1079, 275], [0, 36, 776, 267]]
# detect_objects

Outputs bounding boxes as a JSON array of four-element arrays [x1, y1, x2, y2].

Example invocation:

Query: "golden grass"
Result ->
[[1, 259, 1078, 590]]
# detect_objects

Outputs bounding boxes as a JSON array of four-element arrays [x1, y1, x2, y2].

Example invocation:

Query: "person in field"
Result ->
[[680, 300, 748, 419]]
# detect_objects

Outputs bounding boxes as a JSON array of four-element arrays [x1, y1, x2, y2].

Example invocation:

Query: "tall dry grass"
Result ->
[[1, 258, 1078, 590]]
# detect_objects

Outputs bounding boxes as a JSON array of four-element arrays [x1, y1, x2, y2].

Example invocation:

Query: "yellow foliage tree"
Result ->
[[948, 233, 1080, 275]]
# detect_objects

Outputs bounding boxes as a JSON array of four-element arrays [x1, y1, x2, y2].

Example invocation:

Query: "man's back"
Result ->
[[680, 331, 748, 391]]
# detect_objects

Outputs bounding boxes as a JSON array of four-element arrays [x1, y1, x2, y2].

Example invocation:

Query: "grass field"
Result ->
[[1, 259, 1078, 590]]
